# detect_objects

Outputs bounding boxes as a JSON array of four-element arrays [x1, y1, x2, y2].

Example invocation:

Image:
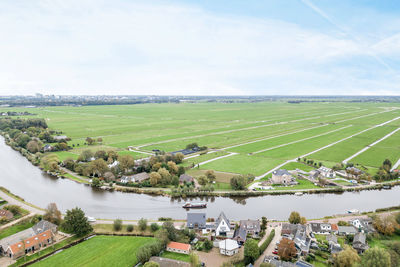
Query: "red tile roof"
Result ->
[[167, 241, 190, 251], [331, 224, 338, 231], [9, 229, 53, 254]]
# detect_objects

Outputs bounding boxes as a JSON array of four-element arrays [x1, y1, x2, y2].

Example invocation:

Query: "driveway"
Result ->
[[197, 247, 243, 267], [255, 224, 282, 267]]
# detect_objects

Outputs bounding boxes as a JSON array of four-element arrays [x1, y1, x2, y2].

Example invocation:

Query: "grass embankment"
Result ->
[[161, 251, 190, 262], [0, 187, 45, 211], [92, 224, 154, 236], [62, 173, 90, 184], [31, 236, 155, 267]]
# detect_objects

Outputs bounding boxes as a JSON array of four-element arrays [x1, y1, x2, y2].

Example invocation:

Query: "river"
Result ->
[[0, 137, 399, 220]]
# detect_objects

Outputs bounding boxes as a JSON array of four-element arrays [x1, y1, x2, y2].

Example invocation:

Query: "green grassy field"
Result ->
[[0, 220, 34, 239], [4, 102, 400, 178], [161, 251, 190, 262], [32, 236, 155, 267]]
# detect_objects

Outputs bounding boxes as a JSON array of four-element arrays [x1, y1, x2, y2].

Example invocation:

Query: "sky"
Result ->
[[1, 0, 400, 95]]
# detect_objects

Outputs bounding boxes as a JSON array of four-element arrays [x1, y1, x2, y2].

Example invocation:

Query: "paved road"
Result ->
[[255, 225, 281, 267]]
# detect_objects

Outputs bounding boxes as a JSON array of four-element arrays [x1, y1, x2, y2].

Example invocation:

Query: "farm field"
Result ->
[[4, 102, 400, 178], [32, 236, 155, 267]]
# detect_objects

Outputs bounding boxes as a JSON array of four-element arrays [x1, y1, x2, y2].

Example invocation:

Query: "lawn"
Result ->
[[271, 179, 320, 190], [279, 161, 316, 172], [161, 251, 190, 262], [0, 220, 34, 239], [32, 236, 155, 267], [369, 233, 400, 249]]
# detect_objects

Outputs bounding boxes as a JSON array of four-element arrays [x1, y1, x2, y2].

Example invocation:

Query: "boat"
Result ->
[[294, 192, 303, 196], [87, 216, 96, 223], [382, 184, 392, 190], [347, 209, 360, 214], [182, 202, 207, 209]]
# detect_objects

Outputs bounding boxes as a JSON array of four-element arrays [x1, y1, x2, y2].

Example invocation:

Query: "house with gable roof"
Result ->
[[215, 212, 232, 236]]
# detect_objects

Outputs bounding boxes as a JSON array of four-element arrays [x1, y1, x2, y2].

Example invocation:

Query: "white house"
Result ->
[[219, 239, 239, 256], [318, 166, 336, 178], [215, 212, 231, 236]]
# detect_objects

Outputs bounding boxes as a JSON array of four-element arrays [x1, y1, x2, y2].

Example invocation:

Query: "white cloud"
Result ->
[[0, 0, 399, 95]]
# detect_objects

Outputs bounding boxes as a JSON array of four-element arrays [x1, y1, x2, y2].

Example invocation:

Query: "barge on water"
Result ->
[[182, 202, 207, 209]]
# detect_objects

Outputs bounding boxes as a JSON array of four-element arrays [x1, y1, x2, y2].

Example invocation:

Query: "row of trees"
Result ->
[[230, 174, 255, 190]]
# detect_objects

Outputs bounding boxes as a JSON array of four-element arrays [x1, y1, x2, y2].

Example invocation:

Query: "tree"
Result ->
[[16, 133, 31, 148], [261, 216, 268, 231], [119, 154, 135, 173], [205, 170, 216, 183], [90, 158, 109, 176], [167, 161, 178, 175], [4, 205, 21, 216], [97, 137, 103, 143], [373, 215, 396, 235], [94, 150, 107, 160], [144, 262, 160, 267], [155, 228, 170, 246], [189, 252, 200, 267], [395, 212, 400, 225], [158, 167, 172, 185], [173, 152, 184, 164], [86, 137, 95, 145], [136, 246, 152, 264], [27, 140, 41, 153], [244, 238, 259, 264], [139, 218, 147, 231], [333, 245, 360, 267], [230, 175, 247, 190], [288, 211, 301, 224], [104, 171, 115, 182], [150, 172, 162, 186], [91, 177, 102, 188], [127, 224, 134, 232], [113, 219, 122, 231], [43, 203, 62, 225], [63, 158, 76, 171], [198, 175, 208, 186], [277, 238, 297, 261], [203, 239, 213, 251], [162, 221, 177, 241], [79, 149, 93, 162], [62, 207, 93, 236], [300, 217, 307, 225], [361, 247, 391, 267]]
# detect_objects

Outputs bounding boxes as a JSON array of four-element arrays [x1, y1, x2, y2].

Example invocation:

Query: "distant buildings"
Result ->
[[179, 174, 194, 184], [120, 172, 150, 184]]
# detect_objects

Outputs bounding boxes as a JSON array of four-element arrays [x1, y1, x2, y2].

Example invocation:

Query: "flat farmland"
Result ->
[[4, 102, 400, 177]]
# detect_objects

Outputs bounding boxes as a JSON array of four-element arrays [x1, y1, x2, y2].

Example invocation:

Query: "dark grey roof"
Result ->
[[265, 258, 296, 267], [273, 169, 291, 176], [215, 212, 230, 228], [295, 261, 314, 267], [326, 234, 337, 243], [294, 226, 311, 254], [180, 174, 193, 183], [353, 232, 366, 244], [234, 227, 247, 242], [239, 219, 260, 232], [187, 213, 206, 227], [32, 220, 57, 234], [338, 226, 357, 234]]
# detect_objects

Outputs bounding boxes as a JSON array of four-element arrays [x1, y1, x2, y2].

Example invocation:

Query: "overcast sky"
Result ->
[[1, 0, 400, 95]]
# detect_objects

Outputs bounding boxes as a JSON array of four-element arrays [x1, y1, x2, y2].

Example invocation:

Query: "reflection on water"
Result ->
[[0, 136, 399, 220]]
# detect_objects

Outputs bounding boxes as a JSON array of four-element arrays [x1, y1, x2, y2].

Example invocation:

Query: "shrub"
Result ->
[[139, 218, 147, 231], [150, 223, 159, 232], [127, 224, 134, 232], [113, 219, 122, 231]]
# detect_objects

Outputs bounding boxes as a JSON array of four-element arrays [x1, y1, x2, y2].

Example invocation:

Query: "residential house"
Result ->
[[53, 135, 68, 141], [349, 218, 375, 233], [6, 230, 53, 259], [346, 167, 363, 178], [331, 224, 339, 234], [308, 223, 332, 234], [352, 232, 369, 254], [187, 213, 206, 229], [0, 209, 13, 220], [0, 220, 57, 256], [179, 174, 194, 184], [338, 226, 358, 236], [166, 242, 191, 255], [215, 212, 231, 236], [327, 234, 342, 254], [233, 226, 247, 245], [318, 166, 336, 178], [293, 225, 311, 256], [271, 169, 298, 185], [219, 239, 239, 256], [42, 144, 53, 152], [282, 224, 307, 236], [120, 172, 150, 184], [239, 219, 261, 237]]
